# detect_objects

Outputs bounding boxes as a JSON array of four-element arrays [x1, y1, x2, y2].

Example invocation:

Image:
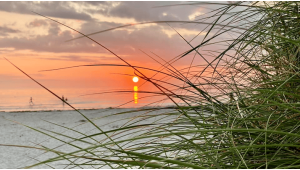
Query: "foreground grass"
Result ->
[[3, 1, 300, 169]]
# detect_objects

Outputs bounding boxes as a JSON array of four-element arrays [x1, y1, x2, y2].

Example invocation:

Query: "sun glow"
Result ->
[[133, 76, 139, 83]]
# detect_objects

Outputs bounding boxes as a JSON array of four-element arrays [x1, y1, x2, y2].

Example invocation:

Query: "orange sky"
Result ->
[[0, 2, 237, 108]]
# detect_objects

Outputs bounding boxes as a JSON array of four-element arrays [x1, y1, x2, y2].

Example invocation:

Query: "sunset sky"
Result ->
[[0, 1, 236, 108]]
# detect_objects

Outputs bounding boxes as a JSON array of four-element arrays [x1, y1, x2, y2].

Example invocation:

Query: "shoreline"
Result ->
[[0, 105, 174, 113], [0, 107, 139, 113], [1, 108, 108, 113]]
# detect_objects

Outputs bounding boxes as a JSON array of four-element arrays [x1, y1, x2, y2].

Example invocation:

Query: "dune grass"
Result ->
[[3, 1, 300, 169]]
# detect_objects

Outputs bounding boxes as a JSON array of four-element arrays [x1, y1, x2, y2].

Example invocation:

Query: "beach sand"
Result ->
[[0, 108, 169, 168]]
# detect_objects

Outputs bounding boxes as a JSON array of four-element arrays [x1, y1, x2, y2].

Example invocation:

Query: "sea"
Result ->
[[0, 87, 166, 112]]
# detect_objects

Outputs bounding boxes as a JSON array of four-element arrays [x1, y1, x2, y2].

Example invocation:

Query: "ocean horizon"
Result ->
[[0, 87, 173, 112]]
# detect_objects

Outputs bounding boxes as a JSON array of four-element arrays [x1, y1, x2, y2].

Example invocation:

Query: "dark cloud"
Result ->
[[0, 1, 233, 29], [78, 1, 222, 34], [109, 2, 180, 21], [0, 26, 20, 36], [87, 1, 208, 22], [0, 23, 101, 53], [0, 1, 93, 21]]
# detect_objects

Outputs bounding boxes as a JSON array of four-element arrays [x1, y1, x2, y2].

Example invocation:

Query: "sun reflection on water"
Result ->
[[134, 86, 138, 104]]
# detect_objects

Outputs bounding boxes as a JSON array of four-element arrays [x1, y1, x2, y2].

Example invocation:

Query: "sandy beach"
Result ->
[[0, 108, 168, 169]]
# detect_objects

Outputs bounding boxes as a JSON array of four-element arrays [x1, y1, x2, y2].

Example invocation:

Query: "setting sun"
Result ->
[[133, 76, 139, 83]]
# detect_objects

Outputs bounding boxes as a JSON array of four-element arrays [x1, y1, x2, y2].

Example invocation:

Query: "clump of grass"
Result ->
[[3, 1, 300, 169]]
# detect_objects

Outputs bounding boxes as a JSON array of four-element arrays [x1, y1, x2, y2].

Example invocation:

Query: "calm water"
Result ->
[[0, 87, 164, 112]]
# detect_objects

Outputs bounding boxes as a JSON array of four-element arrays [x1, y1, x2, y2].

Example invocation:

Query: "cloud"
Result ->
[[0, 73, 24, 80], [188, 12, 204, 21], [0, 17, 215, 67], [0, 1, 93, 21], [28, 19, 48, 27], [0, 23, 98, 53], [0, 26, 20, 36], [0, 1, 231, 66], [42, 55, 114, 63], [83, 1, 211, 23], [91, 2, 184, 22]]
